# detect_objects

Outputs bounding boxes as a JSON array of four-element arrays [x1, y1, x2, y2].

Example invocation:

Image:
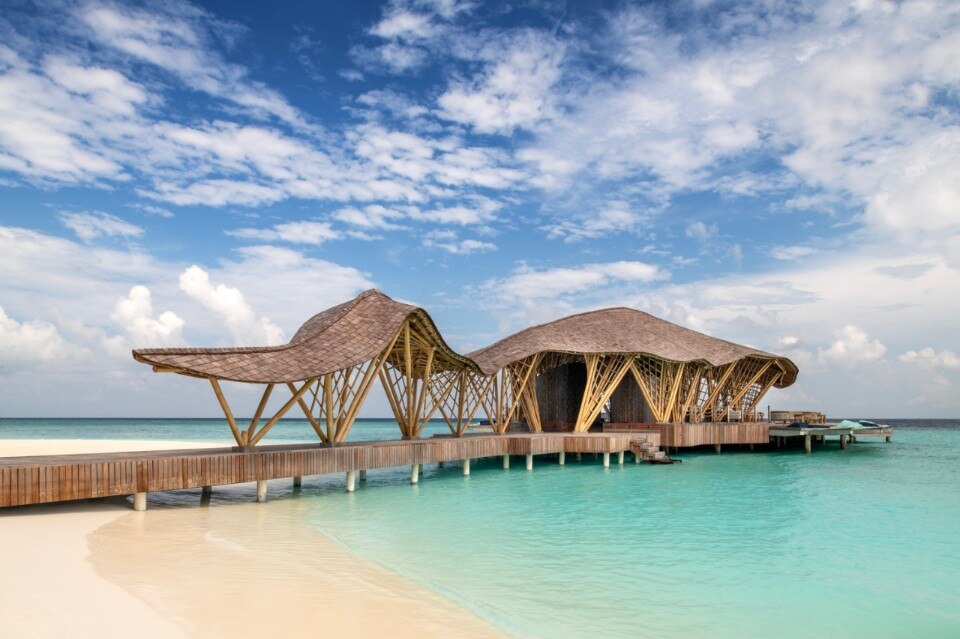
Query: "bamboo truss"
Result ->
[[209, 377, 318, 448], [379, 317, 488, 438], [528, 352, 787, 429], [477, 354, 540, 434], [140, 290, 799, 445]]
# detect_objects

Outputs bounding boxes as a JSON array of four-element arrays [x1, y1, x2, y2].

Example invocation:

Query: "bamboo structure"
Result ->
[[134, 290, 485, 447], [133, 290, 798, 447], [468, 306, 797, 430]]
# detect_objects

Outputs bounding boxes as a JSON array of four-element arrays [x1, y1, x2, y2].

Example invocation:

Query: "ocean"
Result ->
[[3, 418, 959, 637]]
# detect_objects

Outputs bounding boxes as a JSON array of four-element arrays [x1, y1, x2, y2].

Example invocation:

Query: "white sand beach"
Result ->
[[0, 440, 506, 638]]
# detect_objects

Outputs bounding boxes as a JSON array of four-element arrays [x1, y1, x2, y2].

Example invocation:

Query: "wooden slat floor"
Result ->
[[0, 432, 649, 508]]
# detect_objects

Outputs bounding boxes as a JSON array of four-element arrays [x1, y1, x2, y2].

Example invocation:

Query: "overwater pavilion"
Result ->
[[133, 289, 798, 448]]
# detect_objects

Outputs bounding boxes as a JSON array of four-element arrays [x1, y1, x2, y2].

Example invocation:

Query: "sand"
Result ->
[[0, 438, 224, 457], [0, 440, 507, 638]]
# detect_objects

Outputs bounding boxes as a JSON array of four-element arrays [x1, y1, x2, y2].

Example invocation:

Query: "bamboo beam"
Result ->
[[209, 378, 244, 447], [288, 381, 327, 442], [412, 347, 435, 435], [337, 331, 401, 442], [719, 360, 773, 421], [403, 322, 413, 437], [628, 360, 662, 422], [247, 383, 275, 442], [698, 362, 736, 422], [664, 362, 686, 422], [575, 355, 632, 432], [679, 365, 704, 422], [249, 378, 317, 446]]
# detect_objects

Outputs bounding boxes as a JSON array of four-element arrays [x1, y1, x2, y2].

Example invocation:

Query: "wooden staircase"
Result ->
[[631, 437, 676, 464]]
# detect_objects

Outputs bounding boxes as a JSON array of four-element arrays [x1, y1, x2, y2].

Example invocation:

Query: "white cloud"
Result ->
[[422, 230, 496, 254], [685, 221, 718, 242], [59, 211, 144, 242], [899, 347, 960, 370], [438, 30, 564, 133], [817, 325, 887, 366], [109, 286, 185, 347], [771, 245, 821, 261], [484, 260, 668, 303], [228, 221, 342, 245], [178, 265, 285, 346], [78, 2, 306, 127], [370, 9, 437, 40], [545, 203, 649, 242], [519, 0, 960, 240], [333, 204, 408, 230], [0, 306, 83, 367]]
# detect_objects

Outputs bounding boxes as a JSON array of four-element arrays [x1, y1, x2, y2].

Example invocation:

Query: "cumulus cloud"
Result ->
[[899, 347, 960, 370], [178, 265, 285, 345], [0, 306, 83, 367], [817, 325, 887, 366], [109, 286, 185, 347], [58, 211, 144, 242]]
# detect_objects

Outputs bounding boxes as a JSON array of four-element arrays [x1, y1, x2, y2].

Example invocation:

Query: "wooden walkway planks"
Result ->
[[0, 432, 649, 508]]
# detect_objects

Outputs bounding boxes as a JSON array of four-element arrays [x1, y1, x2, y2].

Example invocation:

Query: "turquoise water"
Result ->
[[4, 419, 959, 637], [306, 421, 960, 638], [0, 417, 443, 442]]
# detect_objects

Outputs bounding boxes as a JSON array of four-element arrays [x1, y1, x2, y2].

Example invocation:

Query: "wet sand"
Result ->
[[0, 440, 507, 638]]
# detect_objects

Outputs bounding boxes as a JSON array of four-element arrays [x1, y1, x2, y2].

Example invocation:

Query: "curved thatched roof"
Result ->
[[133, 289, 475, 383], [468, 307, 797, 386]]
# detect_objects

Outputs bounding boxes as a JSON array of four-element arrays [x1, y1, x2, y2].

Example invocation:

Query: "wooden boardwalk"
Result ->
[[0, 432, 660, 509]]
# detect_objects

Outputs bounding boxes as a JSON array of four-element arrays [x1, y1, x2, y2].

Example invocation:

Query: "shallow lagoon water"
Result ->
[[306, 422, 960, 638], [5, 419, 960, 637]]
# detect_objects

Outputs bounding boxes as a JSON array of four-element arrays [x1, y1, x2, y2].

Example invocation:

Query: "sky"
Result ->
[[0, 0, 958, 420]]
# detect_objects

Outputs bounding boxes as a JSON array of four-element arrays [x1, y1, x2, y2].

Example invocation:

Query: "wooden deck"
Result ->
[[0, 432, 659, 509], [605, 422, 769, 446]]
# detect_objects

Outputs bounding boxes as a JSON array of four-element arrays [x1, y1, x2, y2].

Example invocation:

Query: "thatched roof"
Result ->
[[133, 289, 474, 383], [468, 307, 797, 386], [134, 291, 797, 387]]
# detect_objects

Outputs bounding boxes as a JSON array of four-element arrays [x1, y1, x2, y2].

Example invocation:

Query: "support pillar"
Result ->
[[634, 451, 641, 463], [462, 459, 471, 476], [411, 464, 420, 484], [804, 434, 812, 454], [201, 485, 212, 495], [256, 480, 267, 502], [293, 476, 302, 488], [345, 471, 356, 492], [749, 444, 754, 451], [603, 452, 610, 467], [133, 492, 146, 511], [503, 455, 510, 469], [576, 453, 582, 462], [360, 470, 367, 482], [559, 451, 566, 465], [714, 444, 721, 454], [525, 454, 533, 471], [840, 435, 847, 450], [617, 451, 624, 465]]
